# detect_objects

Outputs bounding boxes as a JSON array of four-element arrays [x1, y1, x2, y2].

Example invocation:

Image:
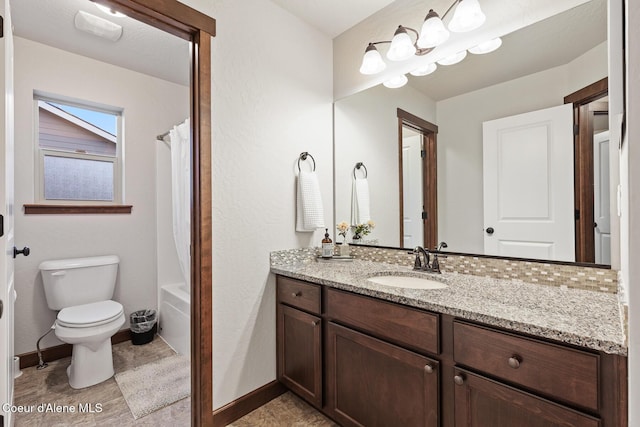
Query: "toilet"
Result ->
[[39, 255, 125, 389]]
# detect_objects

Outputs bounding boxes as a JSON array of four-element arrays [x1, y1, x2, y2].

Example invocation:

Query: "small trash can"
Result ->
[[130, 309, 157, 345]]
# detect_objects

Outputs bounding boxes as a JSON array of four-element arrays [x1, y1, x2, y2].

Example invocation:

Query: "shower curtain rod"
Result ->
[[156, 118, 188, 141]]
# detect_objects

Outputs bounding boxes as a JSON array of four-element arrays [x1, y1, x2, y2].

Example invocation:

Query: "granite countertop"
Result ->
[[271, 258, 627, 356]]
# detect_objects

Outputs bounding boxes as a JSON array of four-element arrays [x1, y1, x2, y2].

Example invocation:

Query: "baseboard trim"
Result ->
[[212, 380, 287, 427], [17, 328, 132, 369]]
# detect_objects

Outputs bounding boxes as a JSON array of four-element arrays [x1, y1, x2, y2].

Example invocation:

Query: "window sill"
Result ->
[[24, 204, 133, 215]]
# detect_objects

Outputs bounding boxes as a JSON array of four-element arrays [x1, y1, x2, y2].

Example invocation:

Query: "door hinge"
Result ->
[[0, 214, 3, 237], [573, 124, 579, 136], [421, 149, 426, 158], [422, 211, 428, 220], [0, 16, 3, 39], [575, 209, 580, 220]]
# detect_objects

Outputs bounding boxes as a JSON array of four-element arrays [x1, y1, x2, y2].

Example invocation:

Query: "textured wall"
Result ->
[[208, 0, 333, 409], [13, 37, 188, 354]]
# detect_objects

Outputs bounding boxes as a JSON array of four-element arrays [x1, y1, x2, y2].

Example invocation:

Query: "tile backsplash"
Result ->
[[271, 246, 618, 294]]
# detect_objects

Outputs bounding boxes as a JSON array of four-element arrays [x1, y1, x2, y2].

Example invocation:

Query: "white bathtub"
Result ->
[[159, 283, 190, 355]]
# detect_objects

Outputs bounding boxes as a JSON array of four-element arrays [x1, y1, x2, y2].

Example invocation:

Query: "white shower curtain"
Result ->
[[169, 118, 191, 286]]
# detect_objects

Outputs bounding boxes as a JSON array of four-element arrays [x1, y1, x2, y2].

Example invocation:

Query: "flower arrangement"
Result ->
[[352, 220, 375, 240], [336, 221, 350, 243]]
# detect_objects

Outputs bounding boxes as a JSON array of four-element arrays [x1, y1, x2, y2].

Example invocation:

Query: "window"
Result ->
[[34, 95, 123, 204]]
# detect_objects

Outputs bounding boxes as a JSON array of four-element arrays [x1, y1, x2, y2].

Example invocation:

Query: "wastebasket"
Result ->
[[130, 309, 157, 345]]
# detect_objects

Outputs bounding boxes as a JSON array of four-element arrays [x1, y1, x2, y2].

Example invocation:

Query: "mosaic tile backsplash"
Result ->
[[270, 246, 618, 294]]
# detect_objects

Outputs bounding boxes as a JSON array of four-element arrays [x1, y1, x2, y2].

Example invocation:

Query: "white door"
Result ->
[[594, 130, 611, 264], [0, 0, 15, 424], [402, 130, 423, 248], [483, 104, 575, 261]]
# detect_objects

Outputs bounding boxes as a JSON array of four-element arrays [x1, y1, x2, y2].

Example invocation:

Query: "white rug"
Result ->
[[115, 354, 190, 420]]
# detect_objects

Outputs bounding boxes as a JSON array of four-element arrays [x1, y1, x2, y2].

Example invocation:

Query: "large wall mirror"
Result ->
[[334, 0, 612, 266]]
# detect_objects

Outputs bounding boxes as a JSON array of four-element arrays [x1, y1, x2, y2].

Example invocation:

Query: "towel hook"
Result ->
[[298, 152, 316, 172], [353, 162, 368, 179]]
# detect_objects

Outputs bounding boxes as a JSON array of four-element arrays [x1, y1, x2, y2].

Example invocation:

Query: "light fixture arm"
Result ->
[[368, 26, 433, 57]]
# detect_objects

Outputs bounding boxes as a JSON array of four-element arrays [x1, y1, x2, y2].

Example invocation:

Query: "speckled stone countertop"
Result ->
[[271, 258, 627, 356]]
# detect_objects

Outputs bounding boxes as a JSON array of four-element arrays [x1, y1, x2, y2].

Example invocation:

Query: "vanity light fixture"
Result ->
[[359, 0, 486, 75], [383, 75, 409, 89], [74, 10, 123, 41], [468, 37, 502, 54], [437, 50, 467, 66]]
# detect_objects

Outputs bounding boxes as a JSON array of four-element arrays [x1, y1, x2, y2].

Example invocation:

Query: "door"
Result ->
[[593, 130, 610, 264], [402, 128, 423, 248], [483, 104, 575, 261], [453, 370, 599, 427], [277, 304, 322, 407], [0, 0, 15, 424], [326, 322, 439, 427]]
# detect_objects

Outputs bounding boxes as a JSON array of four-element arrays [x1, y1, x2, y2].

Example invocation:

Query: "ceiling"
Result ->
[[269, 0, 395, 38], [11, 0, 606, 101], [11, 0, 190, 86]]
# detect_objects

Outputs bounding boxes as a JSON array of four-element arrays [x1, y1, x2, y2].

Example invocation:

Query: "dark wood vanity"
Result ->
[[276, 275, 627, 427]]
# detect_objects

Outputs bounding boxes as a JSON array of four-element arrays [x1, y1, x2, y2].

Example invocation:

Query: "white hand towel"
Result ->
[[351, 177, 371, 225], [296, 170, 325, 232]]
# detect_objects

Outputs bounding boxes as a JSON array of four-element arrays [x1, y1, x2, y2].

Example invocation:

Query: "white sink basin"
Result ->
[[367, 275, 448, 290]]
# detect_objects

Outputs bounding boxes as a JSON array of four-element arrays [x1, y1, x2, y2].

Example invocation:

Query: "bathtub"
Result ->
[[159, 283, 190, 355]]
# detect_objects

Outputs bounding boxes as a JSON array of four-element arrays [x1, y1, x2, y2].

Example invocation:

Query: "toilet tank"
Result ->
[[39, 255, 120, 310]]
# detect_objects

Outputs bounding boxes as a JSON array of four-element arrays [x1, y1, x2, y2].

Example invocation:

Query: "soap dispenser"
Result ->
[[321, 228, 334, 259]]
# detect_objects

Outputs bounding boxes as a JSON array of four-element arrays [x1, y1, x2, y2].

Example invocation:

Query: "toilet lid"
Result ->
[[57, 300, 124, 328]]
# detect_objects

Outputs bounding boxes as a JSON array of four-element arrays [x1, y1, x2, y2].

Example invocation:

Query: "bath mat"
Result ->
[[115, 354, 190, 419]]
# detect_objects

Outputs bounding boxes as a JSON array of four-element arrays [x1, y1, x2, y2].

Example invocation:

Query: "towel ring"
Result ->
[[353, 162, 367, 179], [298, 152, 316, 172]]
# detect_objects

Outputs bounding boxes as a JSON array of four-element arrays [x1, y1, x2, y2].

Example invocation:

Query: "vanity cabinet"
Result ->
[[276, 277, 322, 407], [275, 275, 627, 427]]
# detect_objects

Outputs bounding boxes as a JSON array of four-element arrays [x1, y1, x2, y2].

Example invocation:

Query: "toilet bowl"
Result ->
[[39, 255, 125, 389], [54, 300, 125, 389]]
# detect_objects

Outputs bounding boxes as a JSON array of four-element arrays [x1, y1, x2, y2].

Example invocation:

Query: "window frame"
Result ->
[[33, 94, 124, 206]]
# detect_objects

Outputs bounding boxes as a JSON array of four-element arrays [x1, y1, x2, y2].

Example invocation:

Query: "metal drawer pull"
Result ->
[[291, 291, 302, 297], [454, 374, 465, 386], [424, 364, 434, 374], [508, 355, 521, 369]]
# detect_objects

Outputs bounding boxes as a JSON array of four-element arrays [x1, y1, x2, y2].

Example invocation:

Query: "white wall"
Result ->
[[334, 84, 436, 246], [13, 37, 188, 354], [436, 42, 607, 254], [207, 0, 333, 409]]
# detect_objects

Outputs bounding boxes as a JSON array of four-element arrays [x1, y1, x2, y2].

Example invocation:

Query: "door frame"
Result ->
[[564, 77, 608, 264], [397, 108, 438, 250], [99, 1, 214, 425]]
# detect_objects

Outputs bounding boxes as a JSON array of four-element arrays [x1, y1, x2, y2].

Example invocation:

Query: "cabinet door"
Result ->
[[327, 322, 439, 427], [277, 304, 322, 407], [453, 369, 600, 427]]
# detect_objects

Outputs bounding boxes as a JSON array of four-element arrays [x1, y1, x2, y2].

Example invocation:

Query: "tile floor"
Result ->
[[13, 338, 190, 426], [13, 338, 333, 426]]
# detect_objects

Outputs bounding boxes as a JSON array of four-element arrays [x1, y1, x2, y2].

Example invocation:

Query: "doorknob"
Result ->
[[485, 227, 494, 235], [13, 246, 30, 258]]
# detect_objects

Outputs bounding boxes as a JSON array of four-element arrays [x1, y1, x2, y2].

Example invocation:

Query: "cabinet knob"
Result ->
[[291, 291, 301, 297], [311, 320, 319, 326], [454, 374, 465, 386], [508, 355, 521, 369], [424, 364, 433, 374]]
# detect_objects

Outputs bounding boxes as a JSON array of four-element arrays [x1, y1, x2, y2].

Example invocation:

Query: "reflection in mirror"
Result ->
[[334, 0, 612, 265]]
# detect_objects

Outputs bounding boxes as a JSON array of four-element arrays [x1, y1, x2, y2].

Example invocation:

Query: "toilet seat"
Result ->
[[57, 300, 124, 328]]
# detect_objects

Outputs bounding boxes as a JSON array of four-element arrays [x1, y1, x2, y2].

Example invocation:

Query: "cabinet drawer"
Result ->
[[326, 288, 439, 355], [277, 276, 321, 315], [453, 321, 599, 411]]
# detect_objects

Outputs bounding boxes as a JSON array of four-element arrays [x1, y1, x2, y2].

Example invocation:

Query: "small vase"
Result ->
[[336, 242, 350, 257], [351, 235, 362, 245]]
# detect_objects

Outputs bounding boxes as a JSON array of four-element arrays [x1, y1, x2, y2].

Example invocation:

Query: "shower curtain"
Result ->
[[169, 118, 191, 286]]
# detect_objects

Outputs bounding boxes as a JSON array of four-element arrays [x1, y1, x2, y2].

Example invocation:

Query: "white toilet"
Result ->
[[39, 255, 125, 389]]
